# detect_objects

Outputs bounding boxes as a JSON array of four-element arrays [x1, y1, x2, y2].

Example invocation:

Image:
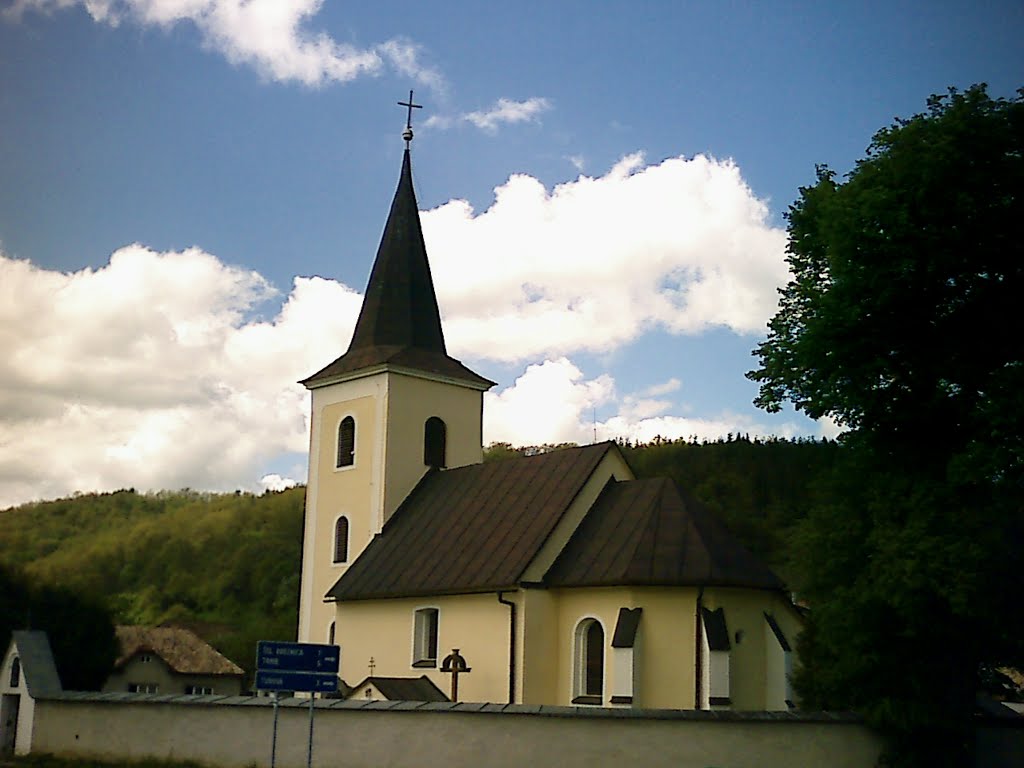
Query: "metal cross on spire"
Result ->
[[397, 89, 422, 147]]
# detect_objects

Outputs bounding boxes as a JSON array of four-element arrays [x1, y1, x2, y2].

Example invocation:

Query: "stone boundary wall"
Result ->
[[31, 693, 885, 768]]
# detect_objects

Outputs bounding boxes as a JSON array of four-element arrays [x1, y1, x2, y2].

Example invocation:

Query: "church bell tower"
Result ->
[[297, 97, 494, 644]]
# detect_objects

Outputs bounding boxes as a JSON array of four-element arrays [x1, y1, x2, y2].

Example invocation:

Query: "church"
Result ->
[[296, 110, 802, 710]]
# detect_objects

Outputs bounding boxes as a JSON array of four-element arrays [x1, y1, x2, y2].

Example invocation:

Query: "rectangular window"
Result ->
[[412, 608, 439, 667], [128, 683, 159, 694], [185, 685, 214, 695]]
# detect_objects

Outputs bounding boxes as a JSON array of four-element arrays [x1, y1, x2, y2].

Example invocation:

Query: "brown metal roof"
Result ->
[[327, 443, 615, 601], [302, 150, 492, 390], [348, 675, 449, 702], [114, 626, 244, 677], [544, 477, 785, 591]]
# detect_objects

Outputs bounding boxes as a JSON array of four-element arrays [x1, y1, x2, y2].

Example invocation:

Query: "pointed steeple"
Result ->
[[302, 147, 493, 390], [348, 149, 447, 354]]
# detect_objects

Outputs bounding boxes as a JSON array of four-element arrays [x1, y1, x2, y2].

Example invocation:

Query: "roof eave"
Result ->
[[327, 583, 520, 603], [303, 362, 494, 392]]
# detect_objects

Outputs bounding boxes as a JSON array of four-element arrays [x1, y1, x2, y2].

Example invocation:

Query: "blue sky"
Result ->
[[1, 1, 1021, 506]]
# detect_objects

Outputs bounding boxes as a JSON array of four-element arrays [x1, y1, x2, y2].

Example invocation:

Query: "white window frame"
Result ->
[[335, 414, 357, 470], [412, 606, 440, 668], [572, 616, 606, 704]]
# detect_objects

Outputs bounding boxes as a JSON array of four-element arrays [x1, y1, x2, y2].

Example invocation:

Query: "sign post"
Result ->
[[256, 641, 340, 768]]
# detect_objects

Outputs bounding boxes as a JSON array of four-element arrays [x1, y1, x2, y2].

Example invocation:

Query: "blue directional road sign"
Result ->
[[255, 669, 339, 693], [257, 641, 339, 673]]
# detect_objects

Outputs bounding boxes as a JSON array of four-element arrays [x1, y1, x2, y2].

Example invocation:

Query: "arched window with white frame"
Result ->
[[573, 617, 605, 704], [337, 416, 355, 468]]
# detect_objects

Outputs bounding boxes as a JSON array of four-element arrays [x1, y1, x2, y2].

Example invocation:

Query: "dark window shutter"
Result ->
[[337, 417, 355, 467], [334, 517, 349, 563], [585, 621, 604, 696]]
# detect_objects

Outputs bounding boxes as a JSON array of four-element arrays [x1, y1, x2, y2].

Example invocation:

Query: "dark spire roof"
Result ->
[[302, 150, 493, 390]]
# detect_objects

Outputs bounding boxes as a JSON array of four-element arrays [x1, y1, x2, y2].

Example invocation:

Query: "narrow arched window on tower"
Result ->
[[334, 516, 349, 563], [337, 416, 355, 467], [424, 417, 447, 468]]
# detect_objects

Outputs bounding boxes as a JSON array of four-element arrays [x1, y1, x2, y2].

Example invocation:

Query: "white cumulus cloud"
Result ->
[[0, 245, 362, 507], [6, 0, 442, 88], [260, 473, 298, 492], [425, 153, 789, 362], [483, 358, 799, 447]]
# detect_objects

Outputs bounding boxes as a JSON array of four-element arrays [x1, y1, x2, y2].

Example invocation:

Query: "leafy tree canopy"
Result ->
[[0, 562, 118, 690], [749, 85, 1024, 766]]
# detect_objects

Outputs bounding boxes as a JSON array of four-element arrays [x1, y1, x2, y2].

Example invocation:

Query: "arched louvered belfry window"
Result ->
[[336, 416, 355, 468], [334, 516, 349, 563], [424, 417, 447, 468]]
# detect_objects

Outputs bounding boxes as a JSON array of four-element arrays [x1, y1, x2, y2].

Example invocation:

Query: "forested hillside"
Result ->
[[0, 487, 304, 684], [1, 437, 835, 683]]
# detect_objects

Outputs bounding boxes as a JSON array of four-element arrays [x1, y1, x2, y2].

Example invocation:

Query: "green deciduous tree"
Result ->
[[0, 562, 118, 690], [749, 85, 1024, 766]]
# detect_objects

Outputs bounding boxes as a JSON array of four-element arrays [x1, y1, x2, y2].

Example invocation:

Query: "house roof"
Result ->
[[302, 149, 492, 391], [327, 443, 615, 601], [349, 675, 449, 702], [114, 626, 244, 677], [12, 630, 62, 696], [544, 477, 785, 591]]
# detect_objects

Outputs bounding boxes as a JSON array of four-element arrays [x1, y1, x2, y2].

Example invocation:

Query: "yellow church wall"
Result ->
[[540, 586, 802, 710], [518, 589, 559, 704], [334, 592, 512, 703], [629, 587, 701, 709], [549, 587, 633, 706], [382, 373, 484, 524], [702, 588, 803, 711], [545, 586, 703, 709], [300, 373, 387, 644]]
